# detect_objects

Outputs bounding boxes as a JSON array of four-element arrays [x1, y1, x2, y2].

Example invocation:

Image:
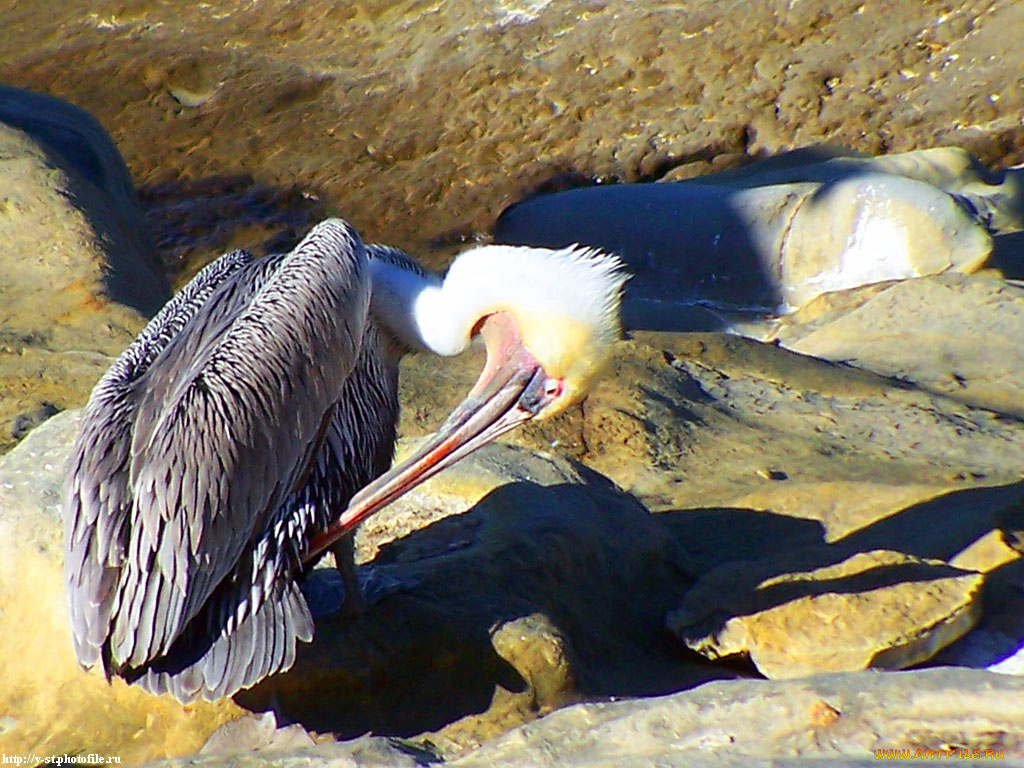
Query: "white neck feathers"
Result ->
[[369, 244, 627, 365]]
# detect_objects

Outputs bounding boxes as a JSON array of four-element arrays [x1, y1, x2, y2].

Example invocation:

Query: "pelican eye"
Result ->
[[517, 370, 561, 415]]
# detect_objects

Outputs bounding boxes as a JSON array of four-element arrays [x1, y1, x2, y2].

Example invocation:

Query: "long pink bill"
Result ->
[[302, 313, 556, 566]]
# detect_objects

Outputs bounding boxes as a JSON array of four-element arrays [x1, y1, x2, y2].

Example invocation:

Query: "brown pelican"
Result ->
[[64, 218, 625, 702]]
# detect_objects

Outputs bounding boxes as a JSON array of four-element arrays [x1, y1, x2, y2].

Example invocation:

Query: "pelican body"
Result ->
[[64, 218, 625, 702]]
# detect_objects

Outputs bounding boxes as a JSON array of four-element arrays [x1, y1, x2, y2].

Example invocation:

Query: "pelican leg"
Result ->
[[332, 533, 366, 617]]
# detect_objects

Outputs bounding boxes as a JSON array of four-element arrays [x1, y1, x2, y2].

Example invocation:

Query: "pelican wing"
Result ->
[[67, 220, 371, 676], [65, 248, 255, 667]]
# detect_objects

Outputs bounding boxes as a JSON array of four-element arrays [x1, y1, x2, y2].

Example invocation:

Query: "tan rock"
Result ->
[[561, 332, 1024, 513], [449, 668, 1024, 767], [490, 613, 578, 713], [200, 712, 316, 756], [148, 668, 1024, 767], [733, 481, 958, 543], [669, 550, 984, 679], [0, 88, 170, 454], [950, 529, 1023, 574], [772, 274, 1024, 419], [432, 614, 580, 757], [779, 172, 991, 309], [0, 412, 244, 762]]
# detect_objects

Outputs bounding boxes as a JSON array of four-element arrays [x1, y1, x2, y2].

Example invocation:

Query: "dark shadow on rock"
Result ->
[[9, 401, 61, 441], [837, 481, 1024, 562], [237, 479, 727, 738], [237, 590, 528, 737], [990, 231, 1024, 279], [656, 507, 827, 576], [0, 84, 170, 316], [685, 146, 868, 188], [138, 174, 329, 280], [936, 556, 1024, 668], [658, 479, 1024, 654], [493, 181, 776, 333]]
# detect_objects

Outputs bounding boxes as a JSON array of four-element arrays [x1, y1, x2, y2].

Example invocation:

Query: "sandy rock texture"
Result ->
[[3, 0, 1024, 765], [1, 2, 1022, 270], [145, 669, 1024, 768], [0, 411, 244, 763], [0, 87, 169, 454]]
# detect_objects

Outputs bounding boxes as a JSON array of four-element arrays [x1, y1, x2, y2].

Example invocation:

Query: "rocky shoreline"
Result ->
[[2, 1, 1024, 765]]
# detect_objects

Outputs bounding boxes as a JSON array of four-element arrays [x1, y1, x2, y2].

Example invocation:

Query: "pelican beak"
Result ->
[[303, 313, 559, 565]]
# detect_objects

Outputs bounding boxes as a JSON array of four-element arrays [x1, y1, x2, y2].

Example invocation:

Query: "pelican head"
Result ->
[[417, 244, 626, 414], [305, 241, 627, 562]]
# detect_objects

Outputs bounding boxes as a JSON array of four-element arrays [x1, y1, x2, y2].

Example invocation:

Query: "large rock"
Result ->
[[494, 147, 1010, 326], [0, 87, 170, 454], [771, 272, 1024, 418], [668, 549, 984, 678], [575, 332, 1024, 512], [145, 668, 1024, 768], [396, 325, 1024, 681], [5, 1, 1024, 762], [451, 668, 1024, 767]]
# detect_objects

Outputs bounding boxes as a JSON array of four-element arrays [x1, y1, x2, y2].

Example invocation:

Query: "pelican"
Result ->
[[64, 218, 625, 702]]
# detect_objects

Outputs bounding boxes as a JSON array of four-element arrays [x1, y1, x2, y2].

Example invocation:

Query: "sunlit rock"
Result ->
[[668, 549, 983, 678]]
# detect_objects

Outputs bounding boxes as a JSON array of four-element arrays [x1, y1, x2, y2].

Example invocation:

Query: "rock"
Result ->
[[200, 712, 315, 755], [0, 409, 713, 760], [0, 411, 245, 763], [494, 148, 1009, 325], [387, 331, 1024, 684], [157, 737, 426, 768], [731, 482, 962, 544], [0, 87, 171, 454], [5, 2, 1024, 268], [667, 549, 984, 678], [0, 86, 168, 318], [572, 332, 1024, 513], [771, 273, 1024, 419], [936, 532, 1024, 675], [6, 1, 1024, 762], [395, 331, 1024, 683], [236, 439, 713, 758], [143, 668, 1024, 767], [449, 668, 1024, 767]]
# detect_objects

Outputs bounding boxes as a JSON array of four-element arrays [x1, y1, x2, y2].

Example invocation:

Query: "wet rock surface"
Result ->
[[2, 1, 1024, 269]]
